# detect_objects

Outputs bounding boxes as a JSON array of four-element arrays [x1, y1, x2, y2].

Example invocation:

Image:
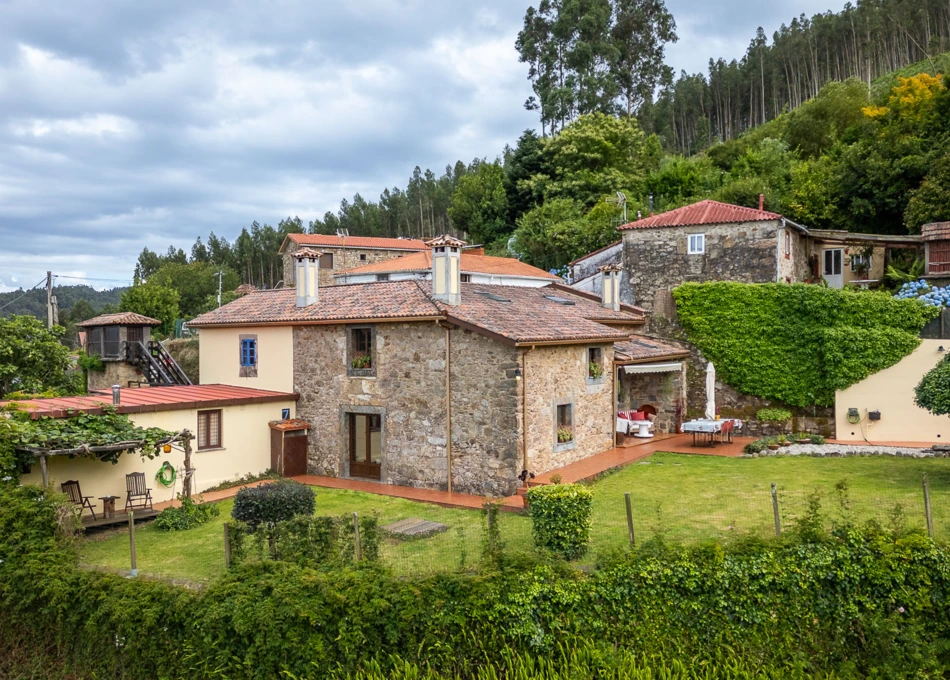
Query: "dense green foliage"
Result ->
[[119, 282, 180, 334], [674, 282, 937, 406], [915, 355, 950, 416], [154, 495, 221, 531], [0, 284, 124, 333], [525, 483, 593, 559], [4, 479, 950, 678], [755, 408, 792, 423], [229, 513, 380, 568], [0, 315, 79, 398], [231, 480, 316, 527], [446, 161, 509, 246]]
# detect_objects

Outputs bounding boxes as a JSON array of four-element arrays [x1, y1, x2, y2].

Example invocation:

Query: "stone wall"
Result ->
[[524, 344, 615, 475], [282, 245, 422, 286], [87, 360, 146, 392], [622, 219, 782, 314], [293, 321, 522, 496], [777, 226, 813, 283], [617, 365, 686, 434]]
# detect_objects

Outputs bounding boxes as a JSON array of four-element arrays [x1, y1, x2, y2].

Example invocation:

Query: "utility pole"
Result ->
[[45, 271, 58, 328], [216, 271, 224, 307]]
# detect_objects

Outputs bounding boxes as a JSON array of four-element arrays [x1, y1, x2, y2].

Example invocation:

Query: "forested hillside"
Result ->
[[132, 0, 950, 294], [0, 285, 124, 322]]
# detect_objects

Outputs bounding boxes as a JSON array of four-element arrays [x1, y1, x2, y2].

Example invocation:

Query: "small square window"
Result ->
[[197, 410, 222, 450], [460, 274, 471, 283], [319, 253, 334, 268], [688, 234, 705, 255], [850, 253, 871, 273], [376, 273, 390, 282], [360, 253, 367, 261]]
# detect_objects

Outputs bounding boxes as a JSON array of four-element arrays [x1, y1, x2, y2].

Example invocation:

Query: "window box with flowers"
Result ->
[[347, 326, 376, 377], [586, 347, 605, 385], [553, 401, 576, 452]]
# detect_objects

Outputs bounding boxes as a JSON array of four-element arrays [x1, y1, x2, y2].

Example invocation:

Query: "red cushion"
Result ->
[[631, 411, 646, 421]]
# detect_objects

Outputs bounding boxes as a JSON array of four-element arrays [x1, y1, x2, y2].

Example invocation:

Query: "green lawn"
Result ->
[[79, 453, 950, 583]]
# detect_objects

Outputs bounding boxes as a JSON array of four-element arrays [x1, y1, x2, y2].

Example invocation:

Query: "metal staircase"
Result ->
[[128, 341, 193, 386]]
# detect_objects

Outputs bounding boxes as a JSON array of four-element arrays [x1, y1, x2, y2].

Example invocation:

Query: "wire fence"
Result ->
[[81, 463, 950, 582]]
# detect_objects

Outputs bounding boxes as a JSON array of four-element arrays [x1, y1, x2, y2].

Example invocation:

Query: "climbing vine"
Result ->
[[0, 406, 174, 480], [673, 282, 937, 406]]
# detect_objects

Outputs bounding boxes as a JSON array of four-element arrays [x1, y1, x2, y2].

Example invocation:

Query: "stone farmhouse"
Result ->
[[335, 247, 560, 287], [279, 233, 428, 287], [189, 237, 689, 496], [571, 199, 922, 316]]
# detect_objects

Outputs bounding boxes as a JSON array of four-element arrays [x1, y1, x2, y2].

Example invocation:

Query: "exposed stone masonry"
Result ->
[[283, 245, 419, 287], [617, 366, 686, 434]]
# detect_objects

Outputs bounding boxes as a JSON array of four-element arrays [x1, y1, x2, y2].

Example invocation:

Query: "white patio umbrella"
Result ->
[[704, 362, 716, 420]]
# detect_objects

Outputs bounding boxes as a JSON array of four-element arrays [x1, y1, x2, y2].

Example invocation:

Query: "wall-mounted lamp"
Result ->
[[162, 444, 172, 453], [513, 368, 523, 380]]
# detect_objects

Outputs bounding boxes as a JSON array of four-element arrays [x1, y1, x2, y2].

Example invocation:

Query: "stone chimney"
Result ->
[[599, 263, 622, 312], [758, 193, 765, 211], [427, 235, 466, 306], [294, 247, 322, 307]]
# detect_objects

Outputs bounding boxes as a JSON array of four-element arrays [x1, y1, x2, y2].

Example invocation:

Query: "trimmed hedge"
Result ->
[[4, 482, 950, 678], [673, 282, 936, 406], [525, 483, 593, 559], [231, 480, 315, 527], [229, 513, 381, 567]]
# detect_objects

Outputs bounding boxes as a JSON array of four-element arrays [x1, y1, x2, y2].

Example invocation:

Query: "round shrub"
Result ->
[[525, 483, 593, 560], [231, 480, 315, 527]]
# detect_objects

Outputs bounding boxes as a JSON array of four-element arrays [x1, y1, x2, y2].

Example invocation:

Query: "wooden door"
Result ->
[[282, 431, 308, 477], [348, 413, 381, 479], [270, 429, 282, 473]]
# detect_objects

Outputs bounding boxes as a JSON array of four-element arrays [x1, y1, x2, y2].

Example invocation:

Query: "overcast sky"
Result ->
[[0, 0, 845, 293]]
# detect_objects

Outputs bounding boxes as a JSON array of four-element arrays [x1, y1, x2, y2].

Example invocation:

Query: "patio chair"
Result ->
[[61, 480, 97, 520], [718, 420, 734, 444], [125, 472, 154, 512]]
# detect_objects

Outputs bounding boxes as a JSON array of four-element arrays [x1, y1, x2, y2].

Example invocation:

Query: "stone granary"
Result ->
[[190, 236, 647, 496], [279, 233, 428, 287]]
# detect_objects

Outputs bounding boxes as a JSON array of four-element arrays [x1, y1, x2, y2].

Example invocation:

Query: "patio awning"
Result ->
[[623, 361, 683, 374]]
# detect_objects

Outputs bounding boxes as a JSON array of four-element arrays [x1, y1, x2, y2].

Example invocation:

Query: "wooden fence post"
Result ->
[[624, 492, 635, 547], [353, 512, 362, 562], [923, 473, 934, 539], [771, 483, 781, 537], [223, 522, 232, 569], [129, 511, 137, 577]]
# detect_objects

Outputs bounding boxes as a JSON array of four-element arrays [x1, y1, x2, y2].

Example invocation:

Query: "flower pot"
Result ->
[[516, 487, 530, 508], [767, 444, 781, 451], [796, 438, 811, 445]]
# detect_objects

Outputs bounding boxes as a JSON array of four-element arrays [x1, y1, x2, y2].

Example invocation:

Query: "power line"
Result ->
[[0, 277, 48, 312], [54, 275, 133, 284]]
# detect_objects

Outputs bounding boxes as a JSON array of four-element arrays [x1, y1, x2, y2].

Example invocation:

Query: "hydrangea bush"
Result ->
[[895, 279, 950, 307]]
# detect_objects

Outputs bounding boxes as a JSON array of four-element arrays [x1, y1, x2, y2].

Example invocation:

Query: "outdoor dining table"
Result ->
[[681, 419, 742, 447]]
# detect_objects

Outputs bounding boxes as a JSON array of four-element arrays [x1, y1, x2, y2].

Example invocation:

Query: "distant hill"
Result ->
[[0, 284, 127, 321]]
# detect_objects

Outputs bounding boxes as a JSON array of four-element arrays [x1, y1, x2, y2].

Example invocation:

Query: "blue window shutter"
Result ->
[[240, 339, 256, 367]]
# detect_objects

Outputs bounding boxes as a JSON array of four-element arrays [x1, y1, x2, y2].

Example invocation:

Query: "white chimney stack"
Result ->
[[427, 235, 466, 306], [599, 263, 622, 312], [294, 248, 322, 307]]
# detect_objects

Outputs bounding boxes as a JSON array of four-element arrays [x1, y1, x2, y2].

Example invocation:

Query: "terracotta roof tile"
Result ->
[[77, 312, 161, 328], [1, 385, 297, 419], [188, 281, 441, 327], [281, 234, 428, 252], [189, 280, 644, 344], [614, 337, 690, 363], [337, 251, 559, 280], [618, 200, 780, 230], [922, 222, 950, 241]]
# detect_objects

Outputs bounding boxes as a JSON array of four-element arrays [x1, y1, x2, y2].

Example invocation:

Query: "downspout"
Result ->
[[775, 219, 784, 283], [521, 345, 536, 473], [445, 322, 452, 494], [612, 347, 618, 448]]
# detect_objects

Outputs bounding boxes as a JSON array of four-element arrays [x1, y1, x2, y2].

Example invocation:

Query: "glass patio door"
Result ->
[[822, 248, 844, 288]]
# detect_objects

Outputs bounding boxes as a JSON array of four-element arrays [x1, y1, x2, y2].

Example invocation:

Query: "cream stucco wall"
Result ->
[[21, 400, 295, 503], [198, 326, 294, 392], [835, 339, 948, 443]]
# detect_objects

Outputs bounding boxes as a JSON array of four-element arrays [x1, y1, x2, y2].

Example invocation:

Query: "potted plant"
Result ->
[[516, 470, 535, 508], [588, 361, 604, 380], [557, 427, 574, 444], [795, 432, 812, 445], [351, 355, 372, 369]]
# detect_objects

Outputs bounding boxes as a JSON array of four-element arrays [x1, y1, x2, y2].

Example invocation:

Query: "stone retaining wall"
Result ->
[[745, 443, 947, 458]]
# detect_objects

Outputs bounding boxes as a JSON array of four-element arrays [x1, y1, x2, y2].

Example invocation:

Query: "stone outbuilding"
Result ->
[[279, 233, 428, 287]]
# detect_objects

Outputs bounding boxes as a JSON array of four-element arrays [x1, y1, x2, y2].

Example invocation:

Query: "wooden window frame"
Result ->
[[197, 409, 223, 451], [87, 327, 103, 356], [347, 325, 376, 377], [103, 326, 121, 359], [319, 253, 334, 269], [239, 334, 258, 378], [929, 241, 950, 274]]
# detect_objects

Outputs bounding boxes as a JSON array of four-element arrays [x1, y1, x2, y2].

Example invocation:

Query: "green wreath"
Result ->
[[156, 461, 177, 487]]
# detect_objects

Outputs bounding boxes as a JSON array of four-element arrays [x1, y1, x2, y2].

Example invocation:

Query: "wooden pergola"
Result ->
[[20, 429, 197, 498]]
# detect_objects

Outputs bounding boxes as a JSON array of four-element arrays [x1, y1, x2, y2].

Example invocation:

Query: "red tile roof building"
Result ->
[[77, 312, 162, 328], [617, 200, 781, 230], [337, 250, 559, 283]]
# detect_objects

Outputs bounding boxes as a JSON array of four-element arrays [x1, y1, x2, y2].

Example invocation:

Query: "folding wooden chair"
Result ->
[[125, 472, 154, 511], [61, 480, 97, 519]]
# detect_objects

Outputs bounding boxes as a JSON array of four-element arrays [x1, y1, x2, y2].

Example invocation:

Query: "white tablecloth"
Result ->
[[681, 419, 742, 434]]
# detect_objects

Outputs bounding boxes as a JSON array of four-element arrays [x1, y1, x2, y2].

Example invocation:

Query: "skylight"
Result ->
[[475, 291, 511, 303], [543, 295, 576, 306]]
